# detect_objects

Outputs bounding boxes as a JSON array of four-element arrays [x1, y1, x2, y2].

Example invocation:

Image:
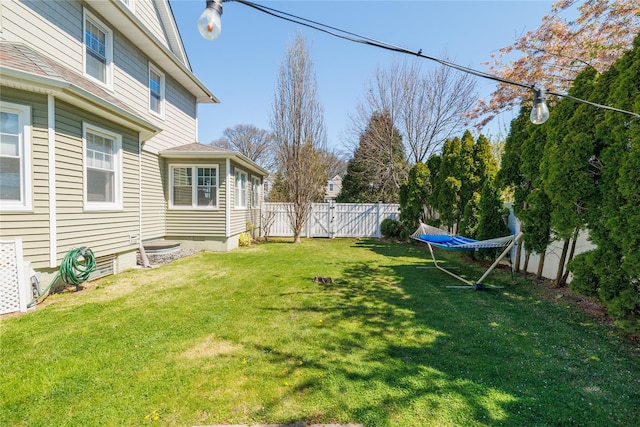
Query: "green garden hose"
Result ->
[[27, 247, 97, 308]]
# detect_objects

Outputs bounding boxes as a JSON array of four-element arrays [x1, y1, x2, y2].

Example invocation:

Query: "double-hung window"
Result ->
[[149, 64, 165, 117], [170, 165, 218, 209], [84, 10, 112, 88], [0, 102, 31, 211], [251, 177, 261, 208], [234, 169, 247, 209], [84, 124, 122, 210]]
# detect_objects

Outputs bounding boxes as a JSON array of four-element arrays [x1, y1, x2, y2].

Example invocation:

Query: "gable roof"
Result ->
[[0, 42, 160, 140]]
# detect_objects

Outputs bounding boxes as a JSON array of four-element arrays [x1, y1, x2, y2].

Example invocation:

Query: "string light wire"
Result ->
[[213, 0, 640, 120]]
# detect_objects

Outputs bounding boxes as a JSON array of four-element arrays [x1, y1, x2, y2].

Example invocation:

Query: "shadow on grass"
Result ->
[[248, 239, 638, 426]]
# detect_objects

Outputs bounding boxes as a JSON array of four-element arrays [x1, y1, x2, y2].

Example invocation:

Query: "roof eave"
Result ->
[[159, 150, 270, 177], [1, 68, 161, 140], [87, 0, 219, 104]]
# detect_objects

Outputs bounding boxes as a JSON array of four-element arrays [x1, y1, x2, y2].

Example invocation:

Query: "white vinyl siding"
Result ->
[[0, 90, 50, 267], [234, 169, 247, 209], [169, 165, 218, 209], [141, 150, 166, 240], [83, 123, 122, 210], [0, 102, 32, 211], [83, 9, 113, 88], [149, 63, 165, 117]]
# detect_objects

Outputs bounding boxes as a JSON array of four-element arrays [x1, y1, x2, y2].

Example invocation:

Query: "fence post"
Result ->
[[376, 201, 382, 238], [328, 200, 334, 238]]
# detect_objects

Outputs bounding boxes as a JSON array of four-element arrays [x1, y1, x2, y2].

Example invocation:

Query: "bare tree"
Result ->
[[321, 148, 348, 179], [271, 33, 327, 243], [353, 58, 477, 163], [212, 124, 275, 172]]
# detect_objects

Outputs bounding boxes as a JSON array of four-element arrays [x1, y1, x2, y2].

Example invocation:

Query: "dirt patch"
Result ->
[[179, 334, 243, 359]]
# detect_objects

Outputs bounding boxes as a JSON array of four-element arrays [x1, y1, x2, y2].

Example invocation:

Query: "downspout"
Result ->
[[226, 158, 231, 238], [48, 95, 57, 268], [138, 136, 150, 268]]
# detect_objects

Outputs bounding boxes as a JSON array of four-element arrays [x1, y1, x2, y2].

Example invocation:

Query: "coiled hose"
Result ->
[[27, 247, 96, 308]]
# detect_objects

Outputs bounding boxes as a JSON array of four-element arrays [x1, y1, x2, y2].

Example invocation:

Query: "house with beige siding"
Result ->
[[0, 0, 267, 283]]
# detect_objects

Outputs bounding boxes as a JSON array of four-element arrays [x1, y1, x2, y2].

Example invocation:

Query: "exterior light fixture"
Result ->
[[530, 86, 550, 125], [198, 0, 223, 40]]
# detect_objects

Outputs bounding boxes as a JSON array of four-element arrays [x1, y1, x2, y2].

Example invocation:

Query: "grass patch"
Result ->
[[1, 238, 638, 426]]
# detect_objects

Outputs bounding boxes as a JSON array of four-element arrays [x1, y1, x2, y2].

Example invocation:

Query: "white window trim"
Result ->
[[251, 176, 261, 209], [0, 101, 32, 212], [234, 169, 248, 209], [83, 8, 113, 89], [82, 123, 123, 211], [169, 164, 219, 210], [148, 63, 165, 118]]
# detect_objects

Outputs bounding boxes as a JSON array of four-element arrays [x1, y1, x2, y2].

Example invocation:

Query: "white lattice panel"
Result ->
[[0, 240, 23, 315]]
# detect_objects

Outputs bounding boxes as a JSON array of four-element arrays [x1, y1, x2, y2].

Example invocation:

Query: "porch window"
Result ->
[[251, 177, 261, 208], [170, 165, 218, 209], [0, 102, 31, 211], [84, 124, 122, 210], [234, 169, 247, 209]]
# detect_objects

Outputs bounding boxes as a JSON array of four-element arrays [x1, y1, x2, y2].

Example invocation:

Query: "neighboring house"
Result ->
[[325, 175, 342, 201], [0, 0, 268, 282]]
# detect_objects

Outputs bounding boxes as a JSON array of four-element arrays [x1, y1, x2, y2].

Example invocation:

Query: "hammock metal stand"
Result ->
[[411, 223, 523, 290]]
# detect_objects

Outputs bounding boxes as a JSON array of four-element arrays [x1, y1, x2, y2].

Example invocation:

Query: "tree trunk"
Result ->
[[553, 238, 571, 288], [536, 251, 546, 281], [522, 250, 530, 278], [561, 226, 580, 285], [514, 241, 522, 273]]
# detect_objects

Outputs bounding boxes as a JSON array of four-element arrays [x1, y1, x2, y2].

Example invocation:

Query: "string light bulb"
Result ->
[[198, 0, 223, 41], [530, 87, 550, 125]]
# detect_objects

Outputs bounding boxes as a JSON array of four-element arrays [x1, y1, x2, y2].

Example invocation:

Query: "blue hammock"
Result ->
[[414, 233, 515, 251], [411, 223, 523, 289]]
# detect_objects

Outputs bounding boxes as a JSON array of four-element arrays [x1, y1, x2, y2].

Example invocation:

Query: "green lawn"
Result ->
[[1, 238, 638, 426]]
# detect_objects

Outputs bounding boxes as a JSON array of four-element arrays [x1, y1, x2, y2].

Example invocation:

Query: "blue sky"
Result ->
[[169, 0, 555, 151]]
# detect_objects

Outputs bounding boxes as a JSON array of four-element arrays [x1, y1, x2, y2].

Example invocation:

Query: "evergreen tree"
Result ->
[[473, 134, 498, 189], [338, 110, 408, 203], [398, 162, 431, 235], [337, 156, 373, 203], [476, 182, 510, 241], [459, 192, 481, 238], [457, 130, 478, 224], [475, 182, 510, 260], [570, 34, 640, 332]]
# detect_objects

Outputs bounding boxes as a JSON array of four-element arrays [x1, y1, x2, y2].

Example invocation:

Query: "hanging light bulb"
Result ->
[[530, 87, 550, 125], [198, 0, 223, 40]]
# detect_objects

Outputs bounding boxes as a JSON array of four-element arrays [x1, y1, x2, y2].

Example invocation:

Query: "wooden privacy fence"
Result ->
[[262, 202, 400, 238]]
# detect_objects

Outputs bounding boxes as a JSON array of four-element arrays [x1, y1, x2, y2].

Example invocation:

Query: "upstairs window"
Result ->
[[0, 102, 31, 211], [170, 165, 218, 209], [84, 10, 112, 88], [149, 64, 165, 117], [234, 169, 247, 209], [84, 124, 122, 210]]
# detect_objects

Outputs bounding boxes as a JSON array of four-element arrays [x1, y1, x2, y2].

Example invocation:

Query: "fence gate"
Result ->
[[308, 202, 332, 237]]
